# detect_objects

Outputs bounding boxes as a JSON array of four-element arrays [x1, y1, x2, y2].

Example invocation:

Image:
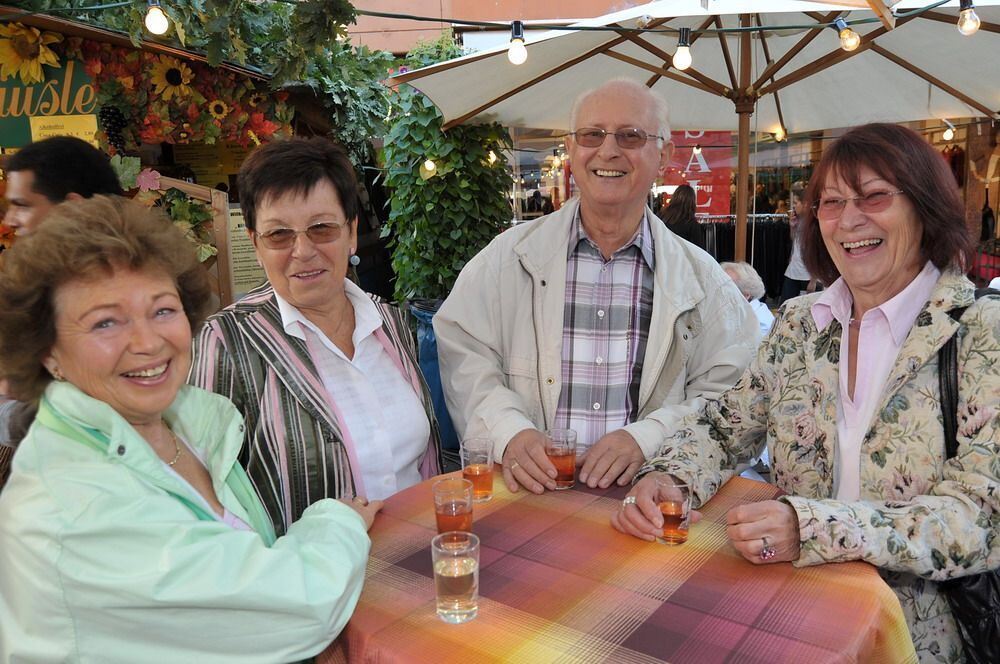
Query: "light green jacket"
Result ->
[[0, 382, 370, 663]]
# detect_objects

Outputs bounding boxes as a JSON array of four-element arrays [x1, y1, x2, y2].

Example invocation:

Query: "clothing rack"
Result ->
[[688, 215, 793, 299]]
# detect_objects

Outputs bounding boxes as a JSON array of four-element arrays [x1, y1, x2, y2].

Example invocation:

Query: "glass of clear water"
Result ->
[[431, 531, 480, 623]]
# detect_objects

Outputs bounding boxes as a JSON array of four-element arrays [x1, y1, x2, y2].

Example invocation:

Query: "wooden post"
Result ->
[[734, 14, 753, 262]]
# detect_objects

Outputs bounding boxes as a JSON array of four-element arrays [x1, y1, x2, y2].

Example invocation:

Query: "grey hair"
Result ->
[[568, 78, 671, 146], [721, 261, 766, 301]]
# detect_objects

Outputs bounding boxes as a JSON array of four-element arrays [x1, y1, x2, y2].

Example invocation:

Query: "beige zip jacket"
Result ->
[[434, 198, 759, 461]]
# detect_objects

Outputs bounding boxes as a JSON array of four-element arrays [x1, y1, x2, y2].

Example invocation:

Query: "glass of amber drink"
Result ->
[[433, 478, 474, 534], [460, 438, 494, 502], [654, 476, 691, 545], [432, 531, 480, 623], [544, 429, 577, 490]]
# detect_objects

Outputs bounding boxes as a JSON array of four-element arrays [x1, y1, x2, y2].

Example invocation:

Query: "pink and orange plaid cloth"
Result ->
[[321, 474, 917, 663]]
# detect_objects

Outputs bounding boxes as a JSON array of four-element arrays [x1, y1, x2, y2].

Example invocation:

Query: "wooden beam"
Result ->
[[870, 44, 998, 118], [616, 32, 730, 96], [735, 14, 752, 263], [645, 16, 716, 87], [917, 10, 1000, 35], [752, 11, 840, 90], [440, 33, 633, 130], [714, 15, 738, 90], [755, 14, 787, 135], [757, 19, 908, 97], [603, 50, 722, 96], [866, 0, 896, 30]]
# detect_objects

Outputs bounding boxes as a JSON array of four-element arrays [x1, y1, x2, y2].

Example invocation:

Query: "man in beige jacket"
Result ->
[[434, 80, 757, 494]]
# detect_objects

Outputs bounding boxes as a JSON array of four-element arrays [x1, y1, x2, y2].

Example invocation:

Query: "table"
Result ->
[[320, 474, 917, 663]]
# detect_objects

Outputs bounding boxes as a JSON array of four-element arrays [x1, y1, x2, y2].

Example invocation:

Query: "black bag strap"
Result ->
[[938, 288, 1000, 460]]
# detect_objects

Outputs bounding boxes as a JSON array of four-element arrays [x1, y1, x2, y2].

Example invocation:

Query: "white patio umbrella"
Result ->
[[389, 0, 1000, 259]]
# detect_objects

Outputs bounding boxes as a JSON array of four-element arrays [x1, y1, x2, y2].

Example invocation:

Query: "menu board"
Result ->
[[227, 206, 266, 299]]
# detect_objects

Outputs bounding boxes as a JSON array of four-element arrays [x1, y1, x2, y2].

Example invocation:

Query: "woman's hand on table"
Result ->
[[340, 496, 384, 531], [502, 429, 557, 494], [726, 499, 801, 564], [611, 472, 702, 541]]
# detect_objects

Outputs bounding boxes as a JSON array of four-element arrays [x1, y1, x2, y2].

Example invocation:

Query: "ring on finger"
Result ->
[[622, 495, 637, 509], [760, 535, 777, 561], [509, 460, 520, 472]]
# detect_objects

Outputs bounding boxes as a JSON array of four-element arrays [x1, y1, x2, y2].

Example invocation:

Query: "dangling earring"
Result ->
[[349, 251, 360, 267]]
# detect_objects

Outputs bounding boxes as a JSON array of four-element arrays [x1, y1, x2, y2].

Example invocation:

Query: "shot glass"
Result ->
[[431, 531, 480, 623], [654, 476, 691, 545], [433, 477, 474, 534], [544, 428, 577, 490], [460, 438, 495, 503]]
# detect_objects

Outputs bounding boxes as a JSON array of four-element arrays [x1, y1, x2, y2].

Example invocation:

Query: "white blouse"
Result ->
[[275, 281, 430, 501]]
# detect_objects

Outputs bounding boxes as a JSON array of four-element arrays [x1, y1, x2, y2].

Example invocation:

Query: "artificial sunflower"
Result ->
[[247, 92, 266, 108], [150, 56, 194, 102], [0, 22, 63, 85], [208, 99, 230, 119]]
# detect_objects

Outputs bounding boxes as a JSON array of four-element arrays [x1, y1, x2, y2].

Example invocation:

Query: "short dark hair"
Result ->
[[0, 196, 211, 403], [6, 136, 124, 202], [237, 137, 360, 232], [801, 123, 973, 286]]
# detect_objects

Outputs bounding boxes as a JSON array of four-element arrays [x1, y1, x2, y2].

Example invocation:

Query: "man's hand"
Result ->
[[579, 429, 645, 488], [501, 428, 557, 494]]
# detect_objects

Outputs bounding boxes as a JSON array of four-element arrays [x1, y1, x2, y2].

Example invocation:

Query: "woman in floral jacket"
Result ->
[[613, 123, 1000, 663]]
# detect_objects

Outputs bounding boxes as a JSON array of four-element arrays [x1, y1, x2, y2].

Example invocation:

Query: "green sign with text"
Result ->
[[0, 59, 97, 148]]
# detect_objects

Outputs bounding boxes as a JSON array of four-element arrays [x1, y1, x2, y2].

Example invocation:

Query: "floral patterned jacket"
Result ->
[[642, 270, 1000, 664]]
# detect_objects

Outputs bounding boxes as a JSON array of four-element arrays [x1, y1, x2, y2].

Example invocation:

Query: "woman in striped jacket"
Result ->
[[191, 137, 442, 534]]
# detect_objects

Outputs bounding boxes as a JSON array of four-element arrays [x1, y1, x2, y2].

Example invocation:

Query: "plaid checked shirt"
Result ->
[[554, 212, 654, 451]]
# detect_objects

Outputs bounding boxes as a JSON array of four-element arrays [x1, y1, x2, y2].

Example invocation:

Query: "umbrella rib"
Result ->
[[869, 44, 998, 118], [758, 19, 906, 97], [603, 50, 721, 96], [755, 14, 787, 134], [916, 10, 1000, 34], [752, 11, 840, 90], [440, 33, 633, 130], [614, 32, 729, 96], [645, 16, 715, 88], [714, 15, 738, 90]]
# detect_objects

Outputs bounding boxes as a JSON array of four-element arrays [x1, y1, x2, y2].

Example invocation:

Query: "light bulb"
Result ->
[[508, 39, 527, 65], [508, 20, 527, 65], [835, 18, 860, 52], [144, 1, 170, 35], [487, 150, 497, 164], [672, 47, 692, 71], [943, 126, 955, 141], [552, 155, 561, 168], [673, 27, 693, 71], [423, 159, 436, 172], [958, 8, 981, 36], [774, 127, 786, 142]]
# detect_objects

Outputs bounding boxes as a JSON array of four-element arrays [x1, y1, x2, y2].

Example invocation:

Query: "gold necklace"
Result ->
[[165, 427, 183, 467]]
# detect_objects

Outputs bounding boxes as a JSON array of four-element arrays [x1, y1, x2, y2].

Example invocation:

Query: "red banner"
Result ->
[[662, 130, 732, 216]]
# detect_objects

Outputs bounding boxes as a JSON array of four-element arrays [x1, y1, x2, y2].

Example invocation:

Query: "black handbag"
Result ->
[[936, 288, 1000, 664]]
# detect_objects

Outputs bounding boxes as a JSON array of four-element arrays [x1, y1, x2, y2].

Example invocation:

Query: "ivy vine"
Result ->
[[382, 33, 513, 303]]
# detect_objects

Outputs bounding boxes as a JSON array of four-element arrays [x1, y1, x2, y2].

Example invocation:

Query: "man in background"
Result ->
[[3, 136, 123, 237]]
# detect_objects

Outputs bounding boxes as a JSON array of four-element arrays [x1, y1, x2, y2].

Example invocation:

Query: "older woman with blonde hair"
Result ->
[[0, 196, 379, 663], [614, 123, 1000, 662]]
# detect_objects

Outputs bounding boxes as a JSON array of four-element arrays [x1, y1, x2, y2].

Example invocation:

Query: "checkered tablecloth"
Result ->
[[320, 473, 917, 663]]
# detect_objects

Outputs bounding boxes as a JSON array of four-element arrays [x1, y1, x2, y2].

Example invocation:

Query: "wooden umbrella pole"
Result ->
[[734, 13, 753, 263]]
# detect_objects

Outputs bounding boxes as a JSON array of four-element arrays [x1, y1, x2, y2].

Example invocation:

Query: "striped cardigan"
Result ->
[[190, 283, 443, 535]]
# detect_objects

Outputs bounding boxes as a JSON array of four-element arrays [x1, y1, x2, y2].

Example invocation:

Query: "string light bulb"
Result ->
[[144, 0, 170, 35], [508, 20, 527, 65], [551, 150, 561, 168], [774, 126, 786, 142], [419, 158, 437, 180], [834, 18, 861, 52], [672, 27, 693, 71], [958, 0, 981, 36], [487, 150, 497, 165], [942, 119, 956, 141]]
